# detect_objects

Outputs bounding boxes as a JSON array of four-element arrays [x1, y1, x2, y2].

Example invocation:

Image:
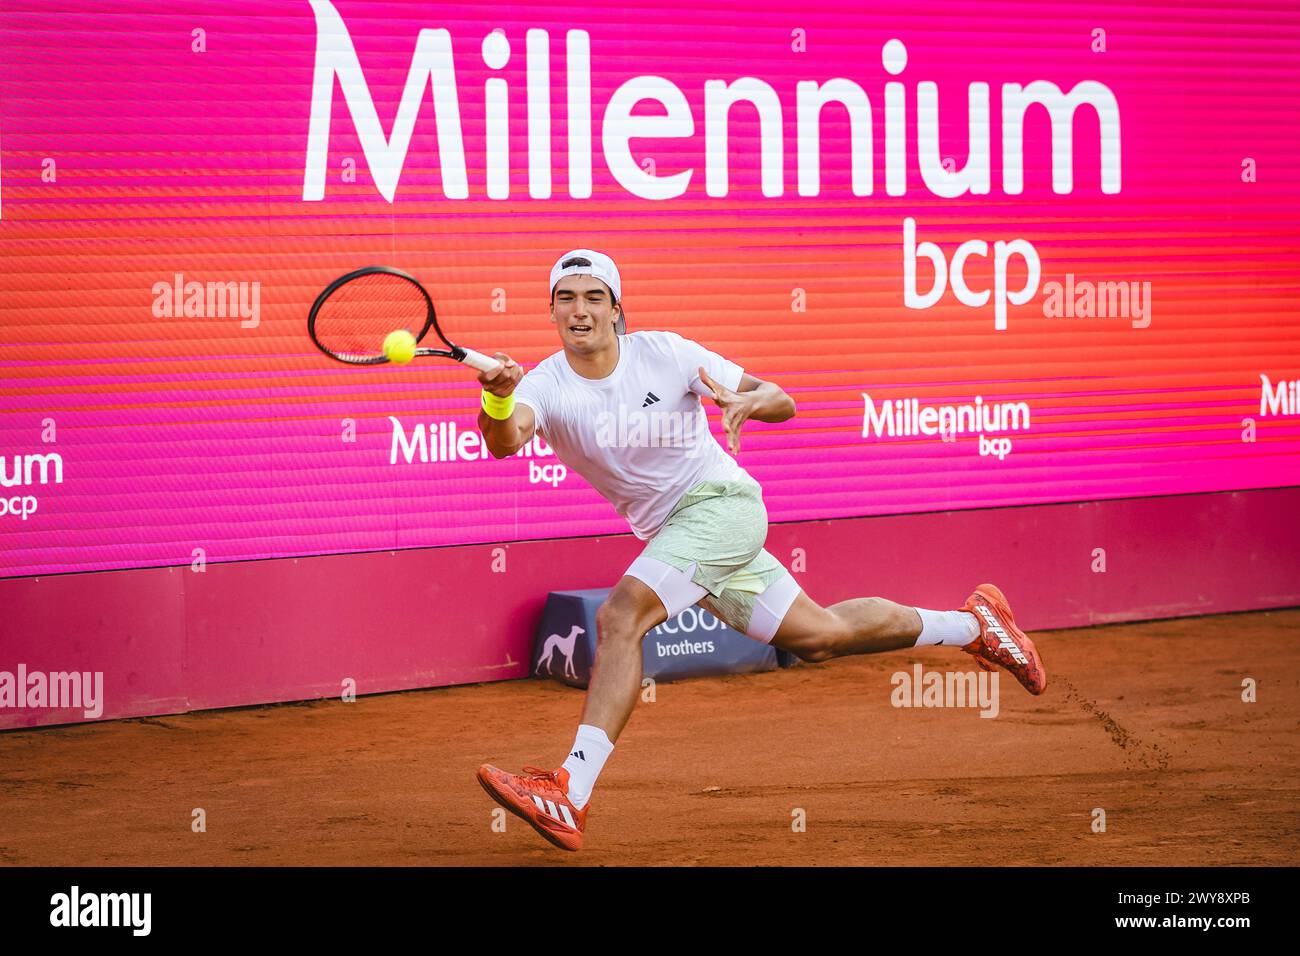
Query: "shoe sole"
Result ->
[[972, 583, 1047, 695], [476, 770, 582, 851]]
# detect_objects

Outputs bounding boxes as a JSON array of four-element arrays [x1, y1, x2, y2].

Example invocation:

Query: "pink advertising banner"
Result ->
[[1, 0, 1298, 578]]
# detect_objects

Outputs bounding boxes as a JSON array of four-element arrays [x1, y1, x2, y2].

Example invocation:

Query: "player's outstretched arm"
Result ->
[[698, 368, 795, 455], [476, 352, 535, 459], [733, 372, 796, 423]]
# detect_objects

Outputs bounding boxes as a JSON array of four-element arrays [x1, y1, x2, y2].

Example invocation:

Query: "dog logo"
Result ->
[[536, 624, 584, 680]]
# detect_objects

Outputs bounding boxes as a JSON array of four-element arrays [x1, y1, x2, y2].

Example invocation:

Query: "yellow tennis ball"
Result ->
[[383, 329, 417, 364]]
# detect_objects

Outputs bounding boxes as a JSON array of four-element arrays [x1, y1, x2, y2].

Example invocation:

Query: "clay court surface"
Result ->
[[2, 608, 1297, 866]]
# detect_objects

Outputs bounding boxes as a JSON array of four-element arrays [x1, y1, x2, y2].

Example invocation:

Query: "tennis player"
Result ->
[[475, 249, 1047, 851]]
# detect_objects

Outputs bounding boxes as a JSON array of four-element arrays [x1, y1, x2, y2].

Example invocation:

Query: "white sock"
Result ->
[[561, 724, 614, 810], [914, 607, 980, 647]]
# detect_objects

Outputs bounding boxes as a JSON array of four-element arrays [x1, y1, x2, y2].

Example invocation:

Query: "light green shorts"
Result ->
[[629, 476, 801, 641]]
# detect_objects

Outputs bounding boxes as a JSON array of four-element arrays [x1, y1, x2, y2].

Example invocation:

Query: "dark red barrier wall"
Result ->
[[2, 487, 1298, 730]]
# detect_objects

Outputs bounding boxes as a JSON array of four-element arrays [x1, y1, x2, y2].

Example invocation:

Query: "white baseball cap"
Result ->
[[549, 249, 626, 334]]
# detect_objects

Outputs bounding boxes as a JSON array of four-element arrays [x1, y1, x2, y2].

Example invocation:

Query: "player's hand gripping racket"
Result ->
[[307, 266, 501, 373]]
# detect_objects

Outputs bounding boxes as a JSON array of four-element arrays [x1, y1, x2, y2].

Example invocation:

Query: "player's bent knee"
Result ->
[[772, 596, 850, 663], [595, 602, 639, 645], [595, 587, 664, 646], [791, 638, 837, 664], [771, 627, 836, 663]]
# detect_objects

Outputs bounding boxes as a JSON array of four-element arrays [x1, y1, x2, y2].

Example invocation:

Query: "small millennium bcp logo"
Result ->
[[860, 393, 1030, 460], [0, 449, 63, 520], [388, 417, 569, 487], [1259, 373, 1299, 416], [49, 886, 151, 936]]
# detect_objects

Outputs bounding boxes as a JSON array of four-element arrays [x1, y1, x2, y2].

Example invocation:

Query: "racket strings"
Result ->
[[312, 273, 428, 361]]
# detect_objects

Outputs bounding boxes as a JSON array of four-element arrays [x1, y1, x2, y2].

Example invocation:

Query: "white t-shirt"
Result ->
[[513, 330, 752, 540]]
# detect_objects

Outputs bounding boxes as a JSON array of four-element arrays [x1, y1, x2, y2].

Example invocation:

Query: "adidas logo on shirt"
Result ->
[[641, 391, 660, 408]]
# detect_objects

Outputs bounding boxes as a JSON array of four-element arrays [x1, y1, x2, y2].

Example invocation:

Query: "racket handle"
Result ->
[[458, 348, 502, 374]]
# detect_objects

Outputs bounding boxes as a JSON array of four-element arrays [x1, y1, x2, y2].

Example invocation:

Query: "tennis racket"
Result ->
[[307, 266, 502, 373]]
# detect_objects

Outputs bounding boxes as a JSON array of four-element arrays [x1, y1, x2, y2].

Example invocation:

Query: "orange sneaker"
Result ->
[[476, 764, 588, 851], [961, 584, 1047, 695]]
